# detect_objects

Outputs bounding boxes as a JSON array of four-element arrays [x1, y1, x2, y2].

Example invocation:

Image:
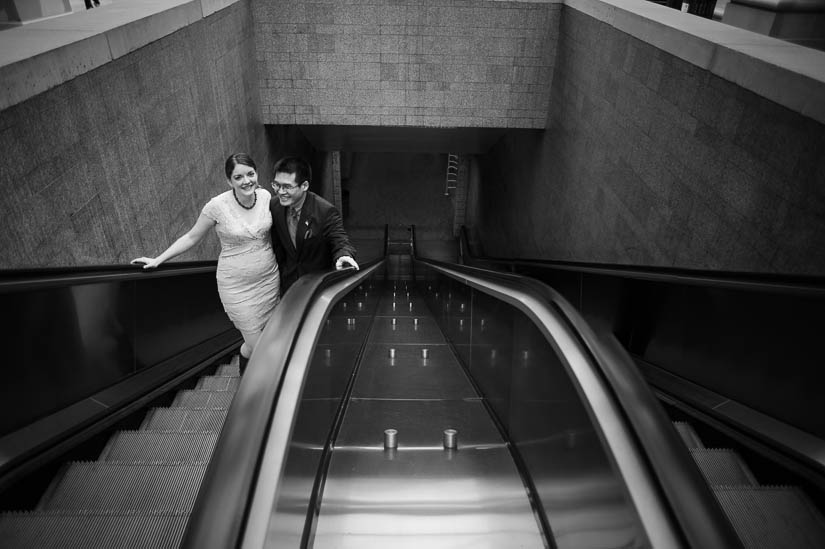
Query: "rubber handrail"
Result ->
[[0, 261, 217, 293], [416, 257, 744, 549], [458, 226, 825, 296], [180, 260, 381, 549]]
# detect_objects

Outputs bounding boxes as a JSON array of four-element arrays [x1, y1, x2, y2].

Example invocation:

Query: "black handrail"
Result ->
[[183, 226, 389, 549], [0, 260, 218, 293], [458, 226, 825, 296], [180, 262, 381, 549]]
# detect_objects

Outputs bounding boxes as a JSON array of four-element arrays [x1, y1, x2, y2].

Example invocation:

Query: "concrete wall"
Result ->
[[253, 0, 560, 128], [476, 5, 825, 275], [0, 1, 272, 268]]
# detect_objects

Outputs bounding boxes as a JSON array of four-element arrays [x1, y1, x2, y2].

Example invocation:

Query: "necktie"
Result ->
[[288, 208, 300, 246]]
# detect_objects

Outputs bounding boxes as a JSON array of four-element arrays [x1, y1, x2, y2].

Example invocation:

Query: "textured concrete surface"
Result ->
[[0, 1, 270, 268], [475, 6, 825, 275], [252, 0, 560, 128]]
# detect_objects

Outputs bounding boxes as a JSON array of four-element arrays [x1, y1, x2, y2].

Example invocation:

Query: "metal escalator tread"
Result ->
[[98, 430, 218, 462], [214, 364, 241, 377], [37, 462, 207, 511], [713, 486, 825, 549], [195, 375, 240, 392], [0, 358, 241, 549], [0, 511, 189, 549], [672, 421, 705, 449], [690, 448, 759, 486], [172, 389, 234, 409], [141, 407, 229, 431]]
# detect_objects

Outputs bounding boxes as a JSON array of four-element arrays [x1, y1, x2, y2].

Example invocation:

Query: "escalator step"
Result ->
[[172, 390, 234, 409], [195, 375, 240, 392], [98, 431, 217, 462], [713, 486, 825, 548], [0, 511, 188, 549], [691, 448, 759, 486], [673, 421, 705, 449], [215, 364, 240, 377], [141, 407, 228, 432], [37, 462, 206, 511]]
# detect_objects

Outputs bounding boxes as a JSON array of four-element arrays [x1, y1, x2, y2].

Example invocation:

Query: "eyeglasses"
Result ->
[[273, 182, 302, 192]]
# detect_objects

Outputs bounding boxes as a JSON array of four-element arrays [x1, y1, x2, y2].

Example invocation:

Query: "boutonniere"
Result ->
[[303, 218, 313, 240]]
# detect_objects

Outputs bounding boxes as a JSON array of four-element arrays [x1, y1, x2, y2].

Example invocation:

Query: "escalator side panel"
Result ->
[[422, 267, 654, 549]]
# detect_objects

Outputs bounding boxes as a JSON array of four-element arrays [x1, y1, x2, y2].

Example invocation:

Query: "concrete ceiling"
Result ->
[[296, 125, 538, 154]]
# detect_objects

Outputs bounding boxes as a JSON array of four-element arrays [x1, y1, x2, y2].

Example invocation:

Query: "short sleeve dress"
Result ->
[[201, 188, 280, 335]]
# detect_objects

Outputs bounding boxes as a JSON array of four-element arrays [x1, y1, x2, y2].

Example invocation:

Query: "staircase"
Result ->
[[674, 421, 825, 548], [0, 357, 242, 548]]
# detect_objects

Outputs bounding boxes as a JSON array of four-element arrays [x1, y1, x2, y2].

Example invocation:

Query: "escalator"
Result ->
[[4, 234, 825, 547], [188, 250, 744, 548], [0, 358, 241, 547]]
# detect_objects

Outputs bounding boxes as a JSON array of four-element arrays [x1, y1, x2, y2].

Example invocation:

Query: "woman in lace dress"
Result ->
[[131, 153, 280, 371]]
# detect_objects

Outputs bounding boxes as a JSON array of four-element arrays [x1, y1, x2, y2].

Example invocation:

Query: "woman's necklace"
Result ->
[[233, 188, 257, 210]]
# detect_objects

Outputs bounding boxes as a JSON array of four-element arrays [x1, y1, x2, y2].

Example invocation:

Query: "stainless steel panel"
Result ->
[[313, 446, 544, 549], [327, 292, 380, 318], [301, 343, 362, 399], [316, 315, 371, 345], [374, 295, 428, 317], [353, 344, 475, 400], [336, 399, 503, 449], [368, 316, 445, 344], [266, 443, 324, 548]]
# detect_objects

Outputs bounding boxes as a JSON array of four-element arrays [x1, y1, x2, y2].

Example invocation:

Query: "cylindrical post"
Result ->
[[384, 428, 398, 450], [443, 428, 457, 450]]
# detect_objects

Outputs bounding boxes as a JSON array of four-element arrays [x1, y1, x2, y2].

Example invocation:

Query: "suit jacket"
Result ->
[[270, 191, 356, 295]]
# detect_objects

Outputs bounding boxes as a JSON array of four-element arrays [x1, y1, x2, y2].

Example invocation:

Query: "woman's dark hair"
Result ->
[[273, 156, 311, 185], [225, 153, 257, 179]]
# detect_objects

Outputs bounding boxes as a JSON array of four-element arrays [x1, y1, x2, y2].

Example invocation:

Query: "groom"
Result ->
[[270, 156, 358, 295]]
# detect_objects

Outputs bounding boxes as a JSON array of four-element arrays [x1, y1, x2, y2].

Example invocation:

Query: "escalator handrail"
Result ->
[[457, 226, 825, 296], [0, 260, 218, 293], [180, 259, 382, 549], [416, 257, 744, 549], [241, 260, 385, 547]]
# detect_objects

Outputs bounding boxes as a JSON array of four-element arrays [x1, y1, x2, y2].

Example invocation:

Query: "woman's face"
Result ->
[[228, 163, 258, 196]]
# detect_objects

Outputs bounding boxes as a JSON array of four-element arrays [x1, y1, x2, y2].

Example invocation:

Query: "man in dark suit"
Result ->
[[270, 156, 358, 295]]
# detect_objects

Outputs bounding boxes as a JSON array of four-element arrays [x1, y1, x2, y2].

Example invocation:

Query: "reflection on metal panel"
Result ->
[[368, 316, 446, 344], [353, 344, 475, 400], [0, 271, 231, 437], [314, 448, 544, 549]]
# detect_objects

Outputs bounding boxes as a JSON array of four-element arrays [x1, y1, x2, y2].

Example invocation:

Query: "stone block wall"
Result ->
[[253, 0, 560, 128], [476, 6, 825, 275], [0, 2, 270, 268]]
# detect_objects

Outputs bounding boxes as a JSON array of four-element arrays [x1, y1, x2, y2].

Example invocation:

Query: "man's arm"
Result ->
[[321, 206, 358, 270]]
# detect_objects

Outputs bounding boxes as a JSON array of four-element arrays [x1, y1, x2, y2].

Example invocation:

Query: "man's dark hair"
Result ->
[[273, 156, 312, 185]]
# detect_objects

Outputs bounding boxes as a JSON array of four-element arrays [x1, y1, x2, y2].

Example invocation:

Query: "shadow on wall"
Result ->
[[345, 152, 456, 241]]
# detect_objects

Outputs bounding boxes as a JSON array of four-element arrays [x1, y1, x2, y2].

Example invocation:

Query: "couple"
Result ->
[[132, 154, 358, 372]]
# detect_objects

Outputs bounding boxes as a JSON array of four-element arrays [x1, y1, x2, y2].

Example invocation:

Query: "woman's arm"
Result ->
[[131, 214, 216, 269]]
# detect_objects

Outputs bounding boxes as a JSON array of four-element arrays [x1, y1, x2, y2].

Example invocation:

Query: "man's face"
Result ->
[[274, 171, 308, 207]]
